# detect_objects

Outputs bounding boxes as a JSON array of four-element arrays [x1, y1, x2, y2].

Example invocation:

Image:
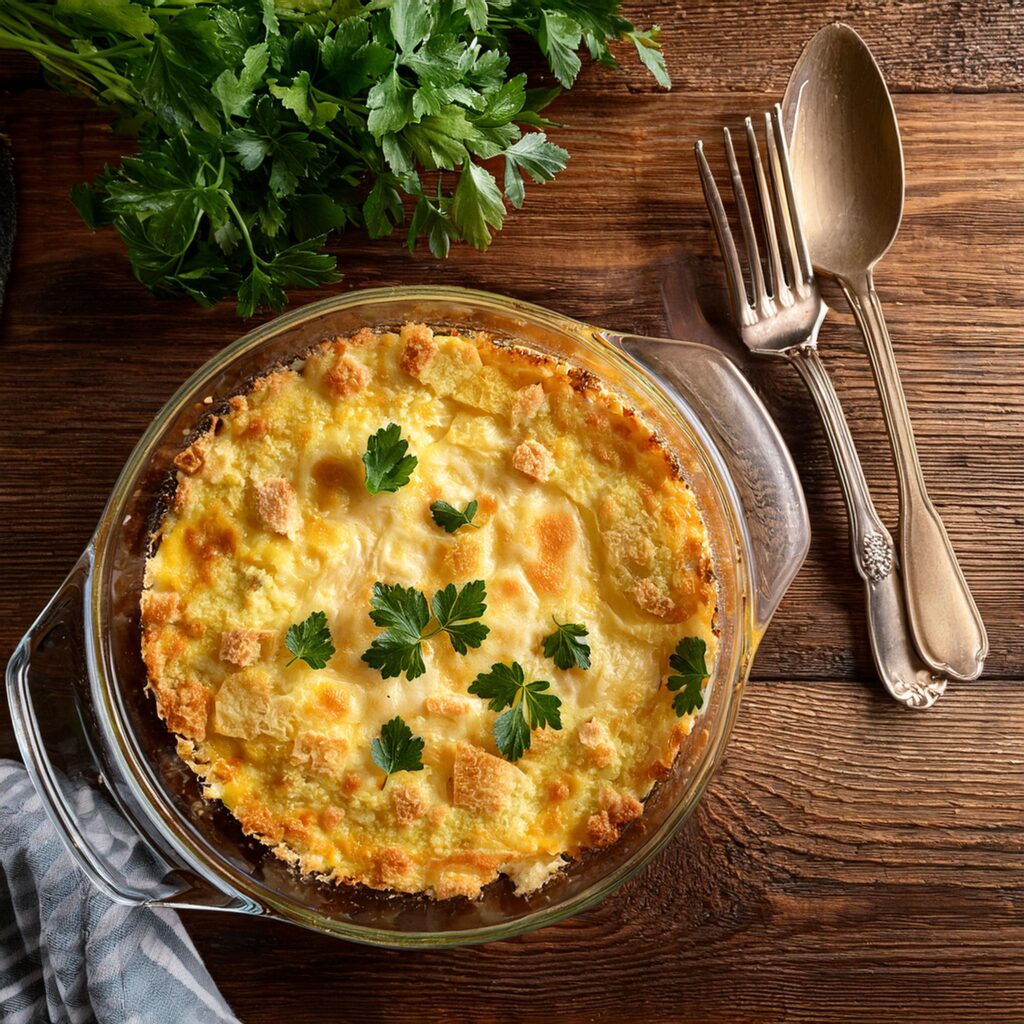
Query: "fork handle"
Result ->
[[788, 344, 946, 708], [839, 271, 988, 682]]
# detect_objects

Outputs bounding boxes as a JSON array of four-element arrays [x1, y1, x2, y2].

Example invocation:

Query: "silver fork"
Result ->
[[695, 105, 948, 709]]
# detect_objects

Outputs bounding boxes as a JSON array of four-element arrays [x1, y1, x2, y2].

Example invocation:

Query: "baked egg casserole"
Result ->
[[141, 323, 718, 899]]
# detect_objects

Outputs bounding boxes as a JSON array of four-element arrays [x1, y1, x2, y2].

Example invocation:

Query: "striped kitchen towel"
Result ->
[[0, 760, 240, 1024]]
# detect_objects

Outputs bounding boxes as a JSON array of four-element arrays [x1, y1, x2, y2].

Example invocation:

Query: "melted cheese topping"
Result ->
[[141, 324, 718, 898]]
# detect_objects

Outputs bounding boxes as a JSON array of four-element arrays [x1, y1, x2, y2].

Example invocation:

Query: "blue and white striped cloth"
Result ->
[[0, 760, 239, 1024]]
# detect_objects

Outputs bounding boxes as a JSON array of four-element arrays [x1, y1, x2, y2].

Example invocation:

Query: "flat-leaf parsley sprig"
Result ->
[[371, 716, 425, 788], [363, 423, 418, 494], [362, 580, 490, 681], [0, 1, 670, 316], [430, 499, 479, 533], [468, 661, 562, 762], [284, 610, 336, 669], [542, 617, 591, 670], [667, 637, 710, 716]]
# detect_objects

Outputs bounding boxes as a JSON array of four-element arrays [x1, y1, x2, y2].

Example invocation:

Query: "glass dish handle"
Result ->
[[603, 334, 810, 633], [5, 548, 250, 913]]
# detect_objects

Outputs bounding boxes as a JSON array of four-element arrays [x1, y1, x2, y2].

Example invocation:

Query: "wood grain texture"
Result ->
[[1, 4, 1023, 1021], [183, 682, 1024, 1024]]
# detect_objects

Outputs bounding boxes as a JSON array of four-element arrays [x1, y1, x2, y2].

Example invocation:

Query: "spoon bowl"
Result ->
[[783, 23, 904, 278]]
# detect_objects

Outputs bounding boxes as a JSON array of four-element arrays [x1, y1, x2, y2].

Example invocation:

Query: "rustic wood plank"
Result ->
[[182, 681, 1024, 1024], [0, 90, 1020, 687]]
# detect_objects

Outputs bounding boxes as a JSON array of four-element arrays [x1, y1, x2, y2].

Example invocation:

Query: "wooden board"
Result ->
[[1, 3, 1022, 1021]]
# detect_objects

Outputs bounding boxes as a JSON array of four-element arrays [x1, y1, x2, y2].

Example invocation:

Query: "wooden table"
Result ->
[[2, 4, 1022, 1021]]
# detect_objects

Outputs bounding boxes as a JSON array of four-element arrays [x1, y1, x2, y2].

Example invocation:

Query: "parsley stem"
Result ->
[[220, 191, 260, 269]]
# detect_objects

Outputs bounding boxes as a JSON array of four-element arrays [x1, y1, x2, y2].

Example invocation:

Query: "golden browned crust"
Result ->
[[253, 477, 299, 535], [452, 743, 517, 815], [512, 439, 555, 481], [219, 628, 268, 667], [291, 731, 348, 778], [326, 352, 371, 398], [398, 322, 437, 378], [510, 383, 545, 426], [161, 678, 211, 741]]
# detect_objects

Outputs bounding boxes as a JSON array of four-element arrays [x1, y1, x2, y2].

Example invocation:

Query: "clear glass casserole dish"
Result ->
[[6, 286, 808, 947]]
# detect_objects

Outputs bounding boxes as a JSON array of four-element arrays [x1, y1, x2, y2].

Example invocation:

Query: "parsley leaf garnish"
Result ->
[[667, 637, 710, 716], [430, 499, 479, 533], [363, 423, 418, 494], [468, 662, 562, 762], [284, 610, 336, 669], [371, 716, 425, 788], [362, 580, 489, 680], [4, 1, 669, 316], [542, 618, 591, 671]]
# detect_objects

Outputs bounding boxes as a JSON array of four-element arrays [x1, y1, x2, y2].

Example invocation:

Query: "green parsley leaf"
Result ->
[[451, 160, 505, 251], [362, 582, 431, 680], [538, 11, 583, 89], [667, 637, 709, 716], [430, 499, 479, 533], [362, 580, 488, 680], [503, 132, 569, 209], [212, 43, 269, 120], [628, 27, 672, 90], [363, 423, 419, 494], [432, 579, 490, 654], [542, 618, 591, 671], [285, 610, 336, 669], [469, 662, 562, 762], [371, 715, 425, 787]]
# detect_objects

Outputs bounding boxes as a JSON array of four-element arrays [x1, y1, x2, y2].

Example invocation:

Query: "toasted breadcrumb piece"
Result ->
[[173, 439, 207, 475], [512, 439, 555, 482], [350, 326, 375, 347], [161, 678, 210, 741], [219, 627, 268, 667], [452, 743, 517, 814], [632, 577, 675, 619], [398, 322, 437, 378], [253, 477, 299, 535], [290, 731, 348, 777], [510, 383, 545, 426], [548, 779, 571, 802], [578, 718, 615, 768], [141, 590, 181, 627], [326, 353, 370, 397], [213, 669, 278, 740], [374, 846, 412, 886], [586, 791, 644, 849], [391, 783, 427, 826]]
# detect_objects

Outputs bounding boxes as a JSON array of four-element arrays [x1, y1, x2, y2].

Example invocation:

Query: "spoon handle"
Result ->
[[839, 271, 988, 682], [788, 345, 947, 708]]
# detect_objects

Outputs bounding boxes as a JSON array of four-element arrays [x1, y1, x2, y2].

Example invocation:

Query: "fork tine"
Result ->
[[744, 116, 788, 305], [694, 139, 750, 325], [769, 104, 814, 286], [722, 126, 769, 313], [764, 111, 803, 291]]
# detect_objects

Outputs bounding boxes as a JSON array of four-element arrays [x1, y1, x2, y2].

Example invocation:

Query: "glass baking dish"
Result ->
[[6, 286, 808, 947]]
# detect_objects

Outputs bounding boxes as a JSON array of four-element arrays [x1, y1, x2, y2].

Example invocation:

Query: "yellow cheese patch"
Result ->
[[142, 324, 717, 897]]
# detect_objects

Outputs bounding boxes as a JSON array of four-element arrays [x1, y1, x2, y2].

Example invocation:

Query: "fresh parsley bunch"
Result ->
[[0, 0, 670, 316]]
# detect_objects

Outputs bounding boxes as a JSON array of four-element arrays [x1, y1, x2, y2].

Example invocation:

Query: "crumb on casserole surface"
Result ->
[[141, 323, 718, 898]]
